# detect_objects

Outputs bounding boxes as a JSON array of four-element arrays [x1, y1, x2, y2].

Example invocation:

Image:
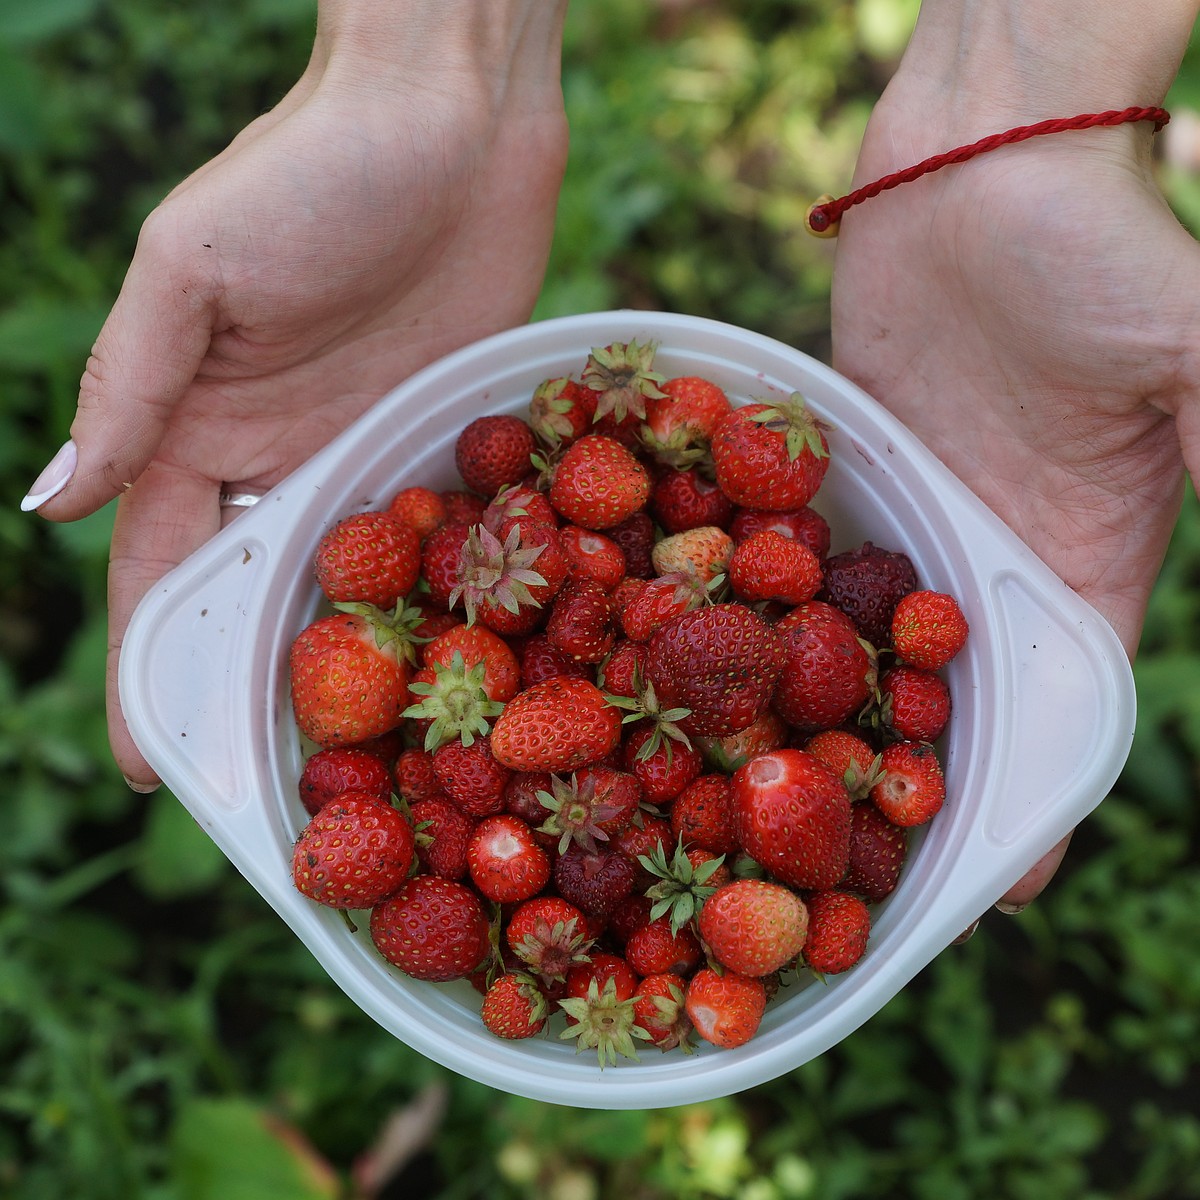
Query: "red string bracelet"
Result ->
[[805, 105, 1170, 237]]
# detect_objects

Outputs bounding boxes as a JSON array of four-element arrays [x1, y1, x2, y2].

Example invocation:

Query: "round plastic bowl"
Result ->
[[120, 311, 1135, 1109]]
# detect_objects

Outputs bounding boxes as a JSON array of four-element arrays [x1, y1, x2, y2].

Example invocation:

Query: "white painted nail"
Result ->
[[20, 439, 78, 512], [123, 775, 161, 795]]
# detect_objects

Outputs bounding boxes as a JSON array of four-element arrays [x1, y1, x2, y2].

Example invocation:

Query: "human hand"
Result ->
[[21, 2, 569, 788], [829, 2, 1200, 912]]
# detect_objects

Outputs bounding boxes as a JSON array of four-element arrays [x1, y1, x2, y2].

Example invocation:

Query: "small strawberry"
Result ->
[[529, 376, 596, 447], [440, 490, 488, 526], [633, 974, 692, 1051], [891, 589, 970, 670], [409, 794, 476, 880], [558, 524, 627, 591], [621, 720, 704, 807], [422, 623, 522, 703], [298, 746, 392, 816], [596, 638, 648, 699], [393, 747, 445, 802], [480, 972, 549, 1040], [638, 840, 725, 934], [581, 339, 667, 424], [819, 541, 918, 647], [449, 521, 563, 634], [841, 802, 908, 901], [431, 735, 512, 817], [876, 665, 952, 742], [549, 434, 652, 530], [515, 632, 595, 687], [420, 520, 474, 611], [685, 967, 767, 1049], [731, 748, 852, 890], [370, 875, 491, 982], [870, 740, 946, 826], [728, 528, 823, 605], [669, 773, 739, 856], [535, 766, 641, 853], [698, 879, 809, 977], [650, 468, 734, 535], [694, 708, 790, 773], [640, 375, 732, 469], [619, 573, 709, 643], [490, 677, 623, 773], [455, 413, 537, 498], [730, 505, 831, 560], [559, 952, 649, 1064], [625, 917, 704, 978], [387, 485, 448, 539], [545, 577, 618, 663], [314, 510, 422, 609], [553, 844, 638, 919], [481, 481, 559, 535], [467, 813, 552, 903], [710, 396, 830, 511], [607, 510, 657, 578], [802, 729, 883, 800], [505, 895, 594, 982], [802, 890, 871, 975], [292, 793, 415, 910], [651, 525, 735, 586]]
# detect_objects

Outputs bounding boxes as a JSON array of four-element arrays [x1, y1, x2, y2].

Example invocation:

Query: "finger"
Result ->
[[995, 831, 1074, 913], [25, 211, 215, 522], [106, 463, 220, 788]]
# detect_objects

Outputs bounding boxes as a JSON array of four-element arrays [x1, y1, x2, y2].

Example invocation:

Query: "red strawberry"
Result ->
[[455, 413, 537, 499], [292, 793, 415, 909], [370, 876, 491, 982], [546, 577, 618, 663], [481, 481, 559, 535], [596, 638, 648, 699], [409, 794, 476, 880], [870, 740, 946, 826], [431, 735, 512, 817], [694, 708, 790, 773], [450, 521, 566, 633], [841, 802, 908, 901], [529, 376, 596, 447], [645, 603, 784, 737], [771, 600, 873, 733], [877, 665, 951, 742], [731, 748, 852, 890], [515, 632, 595, 687], [560, 951, 648, 1064], [393, 747, 445, 802], [467, 813, 552, 903], [480, 972, 548, 1040], [314, 510, 422, 609], [891, 589, 970, 670], [289, 608, 416, 748], [710, 396, 830, 510], [558, 524, 627, 591], [549, 434, 651, 530], [387, 485, 448, 538], [298, 746, 392, 816], [685, 967, 766, 1049], [730, 506, 831, 559], [619, 573, 709, 642], [534, 765, 641, 853], [802, 890, 871, 975], [625, 917, 703, 977], [440, 490, 488, 526], [819, 541, 918, 647], [505, 895, 593, 982], [802, 729, 883, 800], [421, 623, 522, 704], [622, 722, 704, 807], [633, 974, 691, 1050], [650, 468, 734, 534], [490, 677, 623, 773], [729, 528, 823, 605], [669, 773, 738, 856], [607, 510, 657, 578], [552, 844, 638, 919], [420, 520, 473, 611], [641, 375, 732, 469], [698, 879, 809, 977], [581, 339, 667, 424]]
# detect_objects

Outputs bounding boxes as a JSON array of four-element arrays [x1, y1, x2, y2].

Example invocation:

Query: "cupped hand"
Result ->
[[29, 15, 569, 787], [830, 90, 1200, 910]]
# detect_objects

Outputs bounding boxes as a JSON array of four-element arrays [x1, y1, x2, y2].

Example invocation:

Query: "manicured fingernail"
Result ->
[[20, 439, 77, 512], [994, 899, 1028, 915], [952, 919, 980, 944], [123, 775, 161, 794]]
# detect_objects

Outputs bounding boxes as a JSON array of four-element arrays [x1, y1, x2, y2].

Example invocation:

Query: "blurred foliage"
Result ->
[[2, 1, 1199, 1198]]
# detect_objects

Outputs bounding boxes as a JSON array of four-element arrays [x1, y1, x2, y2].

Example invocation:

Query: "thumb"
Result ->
[[22, 213, 215, 519]]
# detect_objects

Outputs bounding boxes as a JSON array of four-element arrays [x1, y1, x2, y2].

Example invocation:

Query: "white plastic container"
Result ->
[[120, 311, 1135, 1109]]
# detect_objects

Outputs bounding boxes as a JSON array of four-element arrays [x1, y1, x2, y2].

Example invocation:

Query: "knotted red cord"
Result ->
[[805, 106, 1170, 237]]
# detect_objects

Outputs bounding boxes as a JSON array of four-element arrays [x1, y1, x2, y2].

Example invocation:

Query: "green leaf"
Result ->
[[134, 792, 229, 899], [0, 0, 103, 45]]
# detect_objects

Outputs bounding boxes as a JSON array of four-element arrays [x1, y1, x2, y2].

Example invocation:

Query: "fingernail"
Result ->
[[20, 439, 78, 512], [952, 919, 980, 944], [994, 899, 1028, 915], [123, 774, 161, 794]]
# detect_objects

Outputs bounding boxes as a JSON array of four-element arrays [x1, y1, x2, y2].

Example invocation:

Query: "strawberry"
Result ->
[[619, 573, 709, 642], [490, 677, 623, 773], [596, 638, 648, 699], [559, 952, 648, 1064], [612, 814, 673, 870], [625, 917, 703, 977], [480, 972, 548, 1040], [409, 794, 475, 880], [698, 879, 809, 977], [633, 974, 692, 1050], [552, 844, 638, 919], [581, 339, 667, 425], [455, 413, 537, 499], [669, 773, 738, 856], [802, 729, 883, 800], [685, 967, 767, 1050], [534, 765, 640, 853], [393, 747, 445, 802], [694, 708, 789, 773], [651, 525, 735, 586], [731, 748, 852, 890], [515, 632, 595, 687], [291, 793, 415, 910], [370, 875, 492, 982], [802, 890, 871, 975], [289, 607, 418, 748], [729, 528, 823, 605], [557, 524, 627, 591], [387, 486, 448, 539], [440, 489, 488, 526], [421, 623, 522, 703], [431, 735, 512, 817], [650, 468, 734, 535], [607, 510, 657, 578], [730, 505, 831, 560], [314, 510, 422, 609], [771, 600, 873, 733], [643, 374, 731, 449], [710, 396, 830, 511], [298, 746, 392, 816], [621, 721, 704, 807], [505, 895, 593, 982], [638, 840, 724, 934], [891, 589, 970, 670], [529, 376, 596, 447], [404, 651, 507, 753], [876, 665, 951, 743], [467, 813, 552, 903], [450, 521, 565, 633], [549, 434, 652, 530], [545, 577, 618, 663], [870, 740, 946, 827], [645, 603, 784, 737], [420, 520, 473, 611], [841, 801, 908, 901], [819, 541, 918, 647], [481, 481, 559, 535]]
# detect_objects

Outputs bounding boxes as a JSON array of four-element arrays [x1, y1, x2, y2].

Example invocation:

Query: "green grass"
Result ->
[[3, 2, 1199, 1197]]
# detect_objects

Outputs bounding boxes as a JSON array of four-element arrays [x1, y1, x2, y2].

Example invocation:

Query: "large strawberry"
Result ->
[[489, 676, 623, 772], [644, 603, 784, 736], [289, 606, 418, 748], [699, 879, 809, 978], [313, 510, 422, 609], [369, 875, 491, 982], [710, 396, 829, 511], [731, 748, 852, 890], [548, 434, 651, 530]]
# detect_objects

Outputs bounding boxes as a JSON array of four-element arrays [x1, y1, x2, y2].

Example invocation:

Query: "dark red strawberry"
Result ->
[[455, 413, 537, 498], [553, 844, 638, 918], [841, 801, 908, 901], [650, 468, 734, 534], [409, 794, 476, 880], [545, 577, 617, 663], [819, 541, 918, 647], [298, 746, 392, 816]]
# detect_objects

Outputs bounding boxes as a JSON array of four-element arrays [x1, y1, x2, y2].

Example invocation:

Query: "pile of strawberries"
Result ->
[[286, 340, 969, 1061]]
